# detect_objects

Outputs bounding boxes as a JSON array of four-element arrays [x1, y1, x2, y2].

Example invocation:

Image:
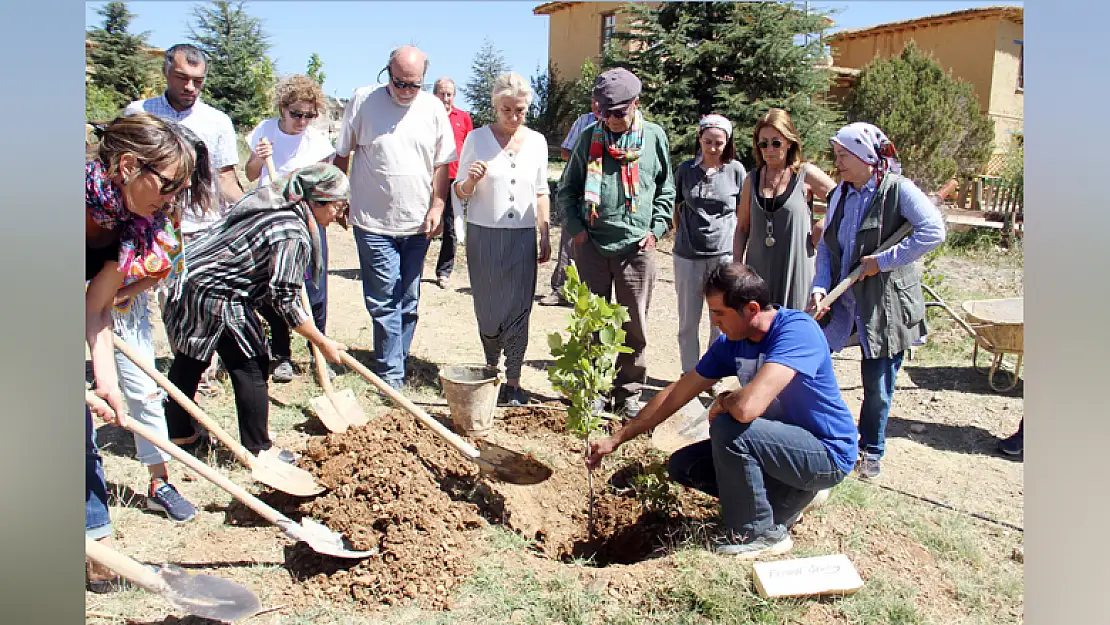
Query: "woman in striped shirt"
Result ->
[[162, 164, 350, 462]]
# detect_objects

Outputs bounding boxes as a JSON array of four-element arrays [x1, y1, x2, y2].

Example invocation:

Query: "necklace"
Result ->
[[760, 166, 789, 247]]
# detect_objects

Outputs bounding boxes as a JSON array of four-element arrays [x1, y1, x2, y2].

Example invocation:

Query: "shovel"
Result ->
[[338, 352, 552, 485], [87, 395, 376, 559], [112, 334, 325, 497], [299, 289, 368, 433], [85, 537, 262, 622], [813, 221, 915, 316]]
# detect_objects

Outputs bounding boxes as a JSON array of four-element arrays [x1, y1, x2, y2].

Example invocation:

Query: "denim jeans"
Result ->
[[353, 229, 431, 387], [669, 416, 846, 536], [111, 291, 171, 466], [673, 253, 732, 373], [859, 351, 905, 459], [85, 407, 112, 539]]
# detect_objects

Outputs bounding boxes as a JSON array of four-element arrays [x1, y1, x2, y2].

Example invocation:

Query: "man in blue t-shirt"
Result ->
[[588, 263, 857, 559]]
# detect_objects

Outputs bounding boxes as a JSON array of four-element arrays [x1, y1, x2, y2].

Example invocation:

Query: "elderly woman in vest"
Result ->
[[735, 108, 836, 311], [808, 122, 946, 479], [162, 164, 349, 462], [453, 72, 552, 406]]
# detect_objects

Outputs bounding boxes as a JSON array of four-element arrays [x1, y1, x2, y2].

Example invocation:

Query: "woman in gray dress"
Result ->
[[734, 108, 835, 310]]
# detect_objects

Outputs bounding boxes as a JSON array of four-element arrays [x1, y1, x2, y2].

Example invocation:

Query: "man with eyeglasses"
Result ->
[[332, 45, 456, 390], [556, 68, 676, 419]]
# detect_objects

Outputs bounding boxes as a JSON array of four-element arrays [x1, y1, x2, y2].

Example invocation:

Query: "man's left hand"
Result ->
[[639, 233, 657, 251], [858, 255, 881, 278], [538, 234, 552, 263], [423, 208, 444, 239]]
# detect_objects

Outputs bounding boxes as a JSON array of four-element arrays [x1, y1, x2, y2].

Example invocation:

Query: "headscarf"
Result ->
[[694, 114, 733, 168], [223, 163, 350, 284], [830, 122, 902, 184], [584, 108, 645, 222]]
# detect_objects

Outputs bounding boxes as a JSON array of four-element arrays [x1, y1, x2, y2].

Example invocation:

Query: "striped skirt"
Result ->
[[465, 223, 538, 380]]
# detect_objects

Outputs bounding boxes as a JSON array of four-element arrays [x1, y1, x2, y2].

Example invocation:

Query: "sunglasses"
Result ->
[[758, 138, 785, 150], [140, 162, 185, 195], [287, 110, 318, 119], [390, 76, 423, 90], [603, 108, 630, 119]]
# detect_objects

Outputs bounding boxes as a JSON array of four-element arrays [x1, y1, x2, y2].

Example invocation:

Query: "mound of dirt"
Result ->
[[499, 405, 568, 436], [289, 415, 486, 608]]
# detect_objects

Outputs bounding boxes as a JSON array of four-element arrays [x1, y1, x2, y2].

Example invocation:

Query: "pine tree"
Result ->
[[188, 0, 275, 129], [604, 2, 841, 168], [847, 41, 994, 191], [306, 53, 326, 87], [86, 1, 157, 110], [463, 39, 511, 127]]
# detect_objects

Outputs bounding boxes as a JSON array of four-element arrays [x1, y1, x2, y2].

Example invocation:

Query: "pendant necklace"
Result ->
[[761, 166, 788, 247]]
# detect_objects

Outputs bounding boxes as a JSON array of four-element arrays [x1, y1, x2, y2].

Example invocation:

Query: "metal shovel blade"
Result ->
[[252, 449, 325, 497], [277, 517, 378, 559], [156, 564, 262, 622], [310, 395, 350, 433], [330, 388, 369, 427], [476, 440, 554, 485]]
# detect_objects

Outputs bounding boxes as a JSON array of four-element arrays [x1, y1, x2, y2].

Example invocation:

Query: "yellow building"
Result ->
[[533, 1, 651, 82], [828, 5, 1024, 159]]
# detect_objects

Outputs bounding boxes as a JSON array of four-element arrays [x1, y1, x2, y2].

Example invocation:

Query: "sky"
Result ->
[[85, 1, 1021, 111]]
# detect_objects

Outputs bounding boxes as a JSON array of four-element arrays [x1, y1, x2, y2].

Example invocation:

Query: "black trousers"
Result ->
[[259, 298, 327, 361], [435, 192, 457, 279], [165, 331, 272, 453]]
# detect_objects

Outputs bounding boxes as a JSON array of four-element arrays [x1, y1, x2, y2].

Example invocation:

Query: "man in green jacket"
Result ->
[[557, 68, 676, 418]]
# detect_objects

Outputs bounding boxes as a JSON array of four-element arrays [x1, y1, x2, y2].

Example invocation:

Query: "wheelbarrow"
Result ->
[[921, 284, 1024, 392]]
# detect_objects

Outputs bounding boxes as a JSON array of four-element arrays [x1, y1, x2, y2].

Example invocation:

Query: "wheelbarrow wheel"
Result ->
[[988, 353, 1022, 393]]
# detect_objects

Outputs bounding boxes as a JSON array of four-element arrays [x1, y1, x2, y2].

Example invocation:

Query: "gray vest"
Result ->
[[824, 173, 927, 358]]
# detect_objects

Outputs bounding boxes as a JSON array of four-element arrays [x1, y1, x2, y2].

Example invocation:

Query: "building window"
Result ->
[[601, 12, 617, 53], [1014, 39, 1023, 92]]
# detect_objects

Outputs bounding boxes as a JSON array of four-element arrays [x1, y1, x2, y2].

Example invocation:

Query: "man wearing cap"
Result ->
[[556, 68, 676, 418]]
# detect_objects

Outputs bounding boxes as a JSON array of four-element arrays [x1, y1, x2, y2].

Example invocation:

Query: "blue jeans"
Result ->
[[85, 407, 112, 539], [669, 416, 846, 536], [859, 351, 905, 459], [353, 229, 431, 387]]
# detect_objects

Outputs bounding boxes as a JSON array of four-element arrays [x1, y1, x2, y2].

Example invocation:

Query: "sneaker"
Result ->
[[538, 291, 569, 307], [591, 396, 610, 415], [857, 455, 881, 479], [435, 275, 449, 290], [998, 430, 1023, 456], [271, 359, 295, 383], [713, 526, 793, 559], [309, 358, 337, 381], [146, 480, 197, 523], [783, 489, 831, 529], [177, 431, 210, 457], [616, 396, 643, 420], [506, 385, 530, 407], [258, 447, 298, 464]]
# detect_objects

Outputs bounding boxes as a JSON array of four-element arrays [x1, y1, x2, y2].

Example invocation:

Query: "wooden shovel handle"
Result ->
[[263, 150, 279, 183], [86, 394, 289, 528], [299, 289, 338, 396], [110, 335, 256, 468], [816, 221, 915, 314], [338, 352, 481, 460], [85, 537, 169, 593]]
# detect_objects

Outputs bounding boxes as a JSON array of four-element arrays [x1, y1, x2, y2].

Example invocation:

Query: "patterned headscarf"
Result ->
[[584, 109, 645, 222], [224, 163, 350, 284], [830, 122, 902, 184]]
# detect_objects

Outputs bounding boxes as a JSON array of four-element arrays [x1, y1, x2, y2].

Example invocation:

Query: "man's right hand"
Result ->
[[586, 436, 619, 470], [807, 292, 828, 320]]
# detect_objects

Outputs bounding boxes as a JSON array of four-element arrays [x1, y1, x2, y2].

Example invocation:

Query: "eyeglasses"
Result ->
[[287, 110, 318, 119], [140, 162, 185, 195], [603, 108, 630, 119], [390, 76, 423, 90], [758, 139, 785, 150]]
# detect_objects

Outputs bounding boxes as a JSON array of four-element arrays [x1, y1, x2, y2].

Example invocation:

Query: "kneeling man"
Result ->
[[587, 263, 857, 559]]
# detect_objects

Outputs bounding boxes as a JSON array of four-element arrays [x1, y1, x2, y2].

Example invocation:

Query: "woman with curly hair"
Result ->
[[246, 74, 337, 383]]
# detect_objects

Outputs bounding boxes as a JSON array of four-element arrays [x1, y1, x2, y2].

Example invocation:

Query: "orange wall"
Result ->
[[546, 2, 631, 81]]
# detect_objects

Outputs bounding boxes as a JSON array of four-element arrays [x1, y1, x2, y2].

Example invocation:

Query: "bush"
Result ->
[[86, 83, 123, 122], [847, 42, 994, 192]]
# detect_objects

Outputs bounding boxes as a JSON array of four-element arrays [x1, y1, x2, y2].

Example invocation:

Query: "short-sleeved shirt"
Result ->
[[124, 95, 239, 235], [561, 112, 597, 151], [453, 126, 550, 229], [673, 159, 746, 259], [695, 307, 858, 473], [334, 85, 456, 236], [446, 107, 474, 180], [246, 118, 335, 186]]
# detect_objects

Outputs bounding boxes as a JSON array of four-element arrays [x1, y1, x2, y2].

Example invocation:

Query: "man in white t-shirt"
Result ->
[[333, 46, 456, 389]]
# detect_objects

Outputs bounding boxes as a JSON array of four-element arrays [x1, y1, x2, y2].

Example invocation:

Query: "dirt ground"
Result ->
[[89, 223, 1024, 623]]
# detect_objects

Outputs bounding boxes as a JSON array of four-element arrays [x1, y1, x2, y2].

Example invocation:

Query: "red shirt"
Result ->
[[447, 107, 474, 179]]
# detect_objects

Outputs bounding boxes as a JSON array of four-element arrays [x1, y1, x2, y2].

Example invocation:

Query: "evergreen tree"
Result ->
[[527, 63, 576, 146], [86, 1, 157, 108], [188, 0, 275, 129], [847, 41, 994, 191], [463, 39, 511, 127], [605, 1, 841, 168], [306, 52, 326, 87], [570, 58, 599, 117]]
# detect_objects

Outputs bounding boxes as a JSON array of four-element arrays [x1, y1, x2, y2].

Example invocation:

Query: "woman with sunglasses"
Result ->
[[671, 114, 746, 376], [86, 113, 212, 586], [245, 75, 337, 384], [735, 108, 836, 311], [162, 164, 350, 464]]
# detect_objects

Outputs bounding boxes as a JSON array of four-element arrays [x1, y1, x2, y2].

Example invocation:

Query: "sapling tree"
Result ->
[[547, 262, 633, 536]]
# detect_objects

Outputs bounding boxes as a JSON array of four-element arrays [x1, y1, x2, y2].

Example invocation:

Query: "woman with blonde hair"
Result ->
[[734, 108, 836, 311], [85, 113, 210, 587], [245, 74, 337, 383], [453, 72, 552, 405]]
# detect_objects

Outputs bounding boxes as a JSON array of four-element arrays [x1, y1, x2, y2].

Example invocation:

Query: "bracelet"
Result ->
[[455, 181, 474, 199]]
